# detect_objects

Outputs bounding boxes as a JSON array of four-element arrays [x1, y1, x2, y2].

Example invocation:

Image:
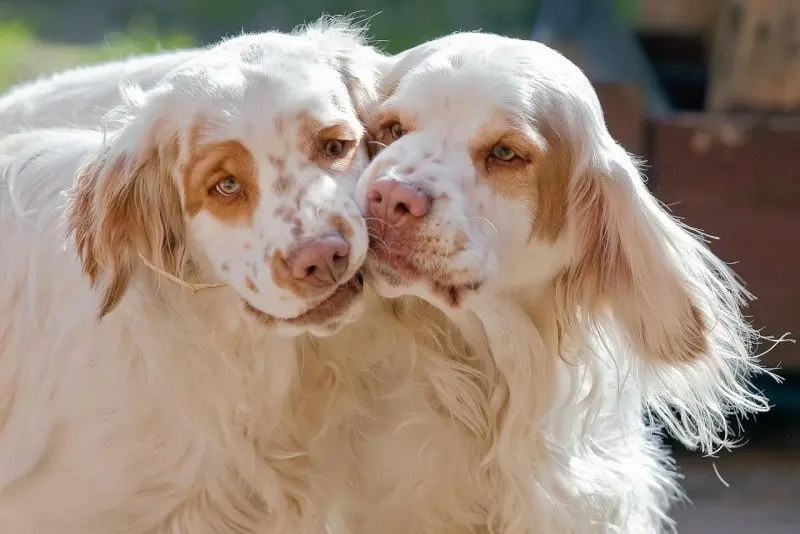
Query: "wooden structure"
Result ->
[[533, 0, 800, 370], [595, 83, 800, 371], [706, 0, 800, 112]]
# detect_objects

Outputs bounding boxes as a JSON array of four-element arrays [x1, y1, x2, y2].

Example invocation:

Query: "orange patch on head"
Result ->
[[471, 119, 570, 242], [183, 123, 259, 226], [67, 130, 184, 318]]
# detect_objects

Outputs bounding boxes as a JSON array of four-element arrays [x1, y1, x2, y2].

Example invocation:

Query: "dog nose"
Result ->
[[288, 234, 350, 286], [368, 179, 432, 226]]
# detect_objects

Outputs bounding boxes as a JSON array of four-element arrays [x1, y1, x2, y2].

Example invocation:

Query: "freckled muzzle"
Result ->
[[361, 174, 485, 308], [243, 205, 368, 330]]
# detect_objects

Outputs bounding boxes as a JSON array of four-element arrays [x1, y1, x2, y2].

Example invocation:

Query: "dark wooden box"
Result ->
[[649, 114, 800, 370], [595, 83, 798, 370]]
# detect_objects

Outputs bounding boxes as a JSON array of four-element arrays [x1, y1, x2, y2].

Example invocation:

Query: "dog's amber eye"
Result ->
[[387, 121, 405, 141], [323, 139, 346, 158], [490, 144, 518, 162], [213, 176, 243, 197]]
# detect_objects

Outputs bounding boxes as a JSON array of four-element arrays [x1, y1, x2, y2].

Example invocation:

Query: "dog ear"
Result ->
[[333, 43, 394, 122], [555, 140, 769, 451], [66, 116, 185, 318], [558, 143, 714, 365]]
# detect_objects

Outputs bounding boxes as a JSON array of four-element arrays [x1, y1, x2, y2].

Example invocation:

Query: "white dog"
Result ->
[[346, 32, 775, 533], [0, 21, 398, 533], [0, 23, 776, 534]]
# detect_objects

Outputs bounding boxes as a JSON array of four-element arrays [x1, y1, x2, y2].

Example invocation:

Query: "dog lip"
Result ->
[[244, 271, 364, 327], [367, 254, 484, 307]]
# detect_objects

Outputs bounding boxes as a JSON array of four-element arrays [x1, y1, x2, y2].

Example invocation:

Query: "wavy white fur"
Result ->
[[0, 48, 201, 133], [351, 32, 781, 533], [0, 19, 399, 533], [0, 22, 782, 534]]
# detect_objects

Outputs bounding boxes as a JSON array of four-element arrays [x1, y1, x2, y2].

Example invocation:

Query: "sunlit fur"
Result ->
[[0, 24, 780, 534], [0, 49, 201, 133], [351, 32, 779, 533], [0, 20, 399, 533]]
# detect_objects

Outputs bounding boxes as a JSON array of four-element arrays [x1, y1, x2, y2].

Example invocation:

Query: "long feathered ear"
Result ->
[[66, 103, 185, 318], [556, 140, 772, 453], [559, 145, 710, 366]]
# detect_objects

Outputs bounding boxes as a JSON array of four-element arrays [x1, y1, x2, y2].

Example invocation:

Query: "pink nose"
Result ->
[[287, 234, 350, 287], [367, 179, 432, 226]]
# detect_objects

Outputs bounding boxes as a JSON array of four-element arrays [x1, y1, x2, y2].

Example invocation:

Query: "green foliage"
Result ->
[[0, 0, 640, 93], [0, 20, 194, 92]]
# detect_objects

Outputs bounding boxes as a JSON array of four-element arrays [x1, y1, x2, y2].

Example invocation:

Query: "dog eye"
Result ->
[[323, 139, 347, 158], [490, 144, 518, 162], [387, 121, 405, 141], [213, 176, 243, 196]]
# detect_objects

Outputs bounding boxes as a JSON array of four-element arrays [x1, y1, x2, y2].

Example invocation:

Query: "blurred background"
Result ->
[[0, 0, 797, 531]]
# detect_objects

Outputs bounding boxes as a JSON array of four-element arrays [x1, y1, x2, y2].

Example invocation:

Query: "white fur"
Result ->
[[0, 24, 779, 534], [0, 20, 395, 533], [0, 48, 201, 133], [350, 32, 779, 533]]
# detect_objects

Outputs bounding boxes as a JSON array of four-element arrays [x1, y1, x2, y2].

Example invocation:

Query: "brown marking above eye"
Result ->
[[291, 111, 359, 171], [373, 110, 418, 148], [470, 119, 569, 243], [387, 121, 405, 140], [183, 121, 259, 226]]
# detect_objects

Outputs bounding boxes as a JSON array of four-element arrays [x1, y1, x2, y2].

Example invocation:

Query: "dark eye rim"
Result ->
[[211, 176, 243, 196], [488, 143, 521, 163], [384, 121, 405, 141], [321, 138, 353, 159]]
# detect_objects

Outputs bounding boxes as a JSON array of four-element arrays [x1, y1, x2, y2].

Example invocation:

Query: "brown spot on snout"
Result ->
[[274, 205, 296, 223], [273, 173, 294, 195], [328, 214, 354, 241], [268, 155, 286, 172], [183, 123, 259, 226], [245, 276, 259, 293], [294, 187, 307, 208], [270, 249, 308, 298], [447, 231, 468, 257]]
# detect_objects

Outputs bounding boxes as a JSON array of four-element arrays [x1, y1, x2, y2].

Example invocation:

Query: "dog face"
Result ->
[[357, 32, 719, 367], [68, 25, 389, 337], [358, 34, 583, 308]]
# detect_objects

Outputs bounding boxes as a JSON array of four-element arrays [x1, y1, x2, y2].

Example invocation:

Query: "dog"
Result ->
[[0, 20, 395, 533], [347, 32, 776, 533], [0, 24, 776, 534]]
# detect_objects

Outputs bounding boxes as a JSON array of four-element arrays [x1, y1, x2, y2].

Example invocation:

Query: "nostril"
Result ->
[[368, 189, 383, 204], [393, 202, 410, 216]]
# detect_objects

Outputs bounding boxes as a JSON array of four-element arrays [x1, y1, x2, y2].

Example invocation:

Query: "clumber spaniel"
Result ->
[[351, 32, 775, 533], [0, 23, 778, 534], [0, 21, 395, 533]]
